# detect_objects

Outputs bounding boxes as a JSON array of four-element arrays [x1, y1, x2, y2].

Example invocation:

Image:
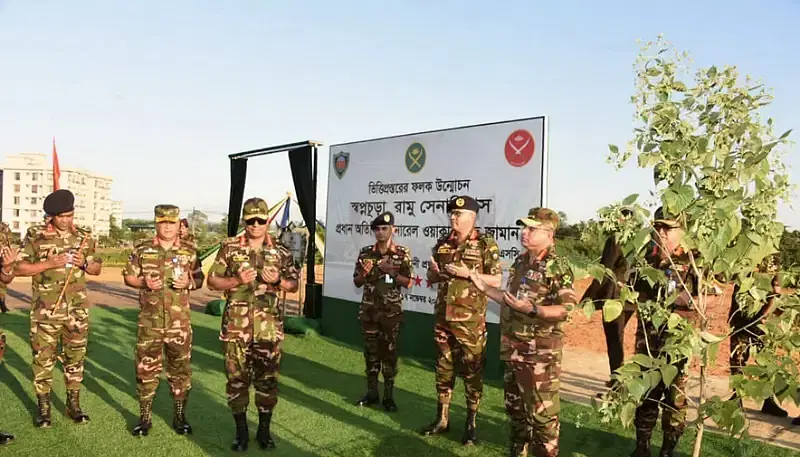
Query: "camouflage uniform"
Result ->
[[422, 195, 501, 445], [630, 208, 693, 457], [123, 204, 206, 436], [0, 222, 13, 313], [728, 254, 788, 417], [19, 189, 100, 427], [209, 198, 299, 451], [503, 208, 575, 457], [353, 211, 413, 411], [1, 225, 16, 444]]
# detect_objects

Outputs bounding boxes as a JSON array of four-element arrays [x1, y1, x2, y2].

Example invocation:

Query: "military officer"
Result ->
[[207, 197, 299, 452], [14, 189, 103, 428], [122, 204, 205, 436], [420, 195, 502, 446], [1, 235, 20, 444], [728, 253, 789, 417], [0, 222, 13, 313], [352, 211, 413, 412], [470, 208, 575, 457], [629, 207, 695, 457]]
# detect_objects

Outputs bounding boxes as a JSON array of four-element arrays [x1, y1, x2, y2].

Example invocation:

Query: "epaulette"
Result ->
[[221, 236, 241, 246], [75, 226, 93, 237], [478, 230, 497, 245], [133, 239, 152, 251], [360, 245, 373, 254], [24, 224, 46, 242]]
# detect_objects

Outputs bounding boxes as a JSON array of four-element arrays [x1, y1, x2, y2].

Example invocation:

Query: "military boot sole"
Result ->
[[382, 399, 398, 412], [420, 425, 450, 436], [231, 440, 249, 452], [0, 434, 14, 445], [34, 419, 52, 429], [257, 437, 276, 450], [173, 424, 193, 435], [132, 423, 152, 437], [68, 414, 90, 424]]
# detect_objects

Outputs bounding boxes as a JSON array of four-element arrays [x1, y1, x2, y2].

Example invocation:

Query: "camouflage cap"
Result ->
[[154, 204, 180, 223], [243, 197, 269, 221], [516, 207, 559, 230], [653, 206, 680, 228]]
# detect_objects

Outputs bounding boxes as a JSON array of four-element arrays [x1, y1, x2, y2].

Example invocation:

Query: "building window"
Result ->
[[32, 173, 38, 181], [14, 172, 20, 180], [14, 184, 20, 192], [32, 184, 38, 194], [13, 210, 19, 217], [13, 197, 20, 205], [29, 210, 37, 217], [30, 197, 37, 205], [12, 222, 19, 230]]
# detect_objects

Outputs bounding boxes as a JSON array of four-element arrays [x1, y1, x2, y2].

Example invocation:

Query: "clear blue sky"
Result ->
[[1, 0, 797, 228]]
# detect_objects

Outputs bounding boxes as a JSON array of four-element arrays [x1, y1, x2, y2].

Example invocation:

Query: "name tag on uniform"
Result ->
[[385, 274, 394, 284], [464, 248, 481, 258], [437, 245, 453, 254], [232, 254, 249, 262]]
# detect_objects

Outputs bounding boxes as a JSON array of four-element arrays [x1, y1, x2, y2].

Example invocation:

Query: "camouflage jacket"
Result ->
[[19, 224, 98, 322], [123, 237, 205, 329], [209, 234, 299, 343], [500, 250, 575, 363], [729, 253, 781, 325], [431, 229, 501, 326], [354, 242, 413, 320]]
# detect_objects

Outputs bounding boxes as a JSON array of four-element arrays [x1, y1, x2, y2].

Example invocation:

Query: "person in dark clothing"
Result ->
[[583, 208, 635, 390]]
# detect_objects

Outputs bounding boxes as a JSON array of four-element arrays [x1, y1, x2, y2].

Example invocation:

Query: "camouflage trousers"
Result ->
[[135, 325, 192, 401], [30, 311, 89, 395], [504, 349, 563, 457], [0, 330, 5, 362], [634, 321, 687, 437], [223, 339, 282, 414], [361, 313, 401, 390], [434, 321, 486, 412], [729, 320, 764, 377]]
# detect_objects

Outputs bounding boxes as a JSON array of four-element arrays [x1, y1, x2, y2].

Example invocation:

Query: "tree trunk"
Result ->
[[692, 292, 708, 457]]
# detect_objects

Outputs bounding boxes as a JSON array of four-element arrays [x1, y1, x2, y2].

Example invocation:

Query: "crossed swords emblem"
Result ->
[[407, 146, 424, 170], [508, 134, 531, 156]]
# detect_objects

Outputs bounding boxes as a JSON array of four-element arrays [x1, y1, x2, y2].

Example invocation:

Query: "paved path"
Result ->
[[3, 269, 799, 451]]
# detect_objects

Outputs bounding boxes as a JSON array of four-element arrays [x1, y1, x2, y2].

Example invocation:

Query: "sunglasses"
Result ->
[[246, 218, 268, 226]]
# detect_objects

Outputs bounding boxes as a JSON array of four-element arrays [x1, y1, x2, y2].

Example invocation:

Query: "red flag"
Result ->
[[52, 137, 61, 191]]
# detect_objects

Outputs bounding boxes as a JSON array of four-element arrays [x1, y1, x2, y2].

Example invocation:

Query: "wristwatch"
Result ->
[[526, 306, 539, 318]]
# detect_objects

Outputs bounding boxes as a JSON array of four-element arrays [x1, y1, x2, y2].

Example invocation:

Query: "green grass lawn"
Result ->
[[1, 306, 797, 457]]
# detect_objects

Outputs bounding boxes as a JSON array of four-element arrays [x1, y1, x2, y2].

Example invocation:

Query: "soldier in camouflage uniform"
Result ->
[[471, 208, 575, 457], [179, 218, 196, 244], [122, 204, 206, 436], [630, 207, 695, 457], [207, 197, 299, 452], [421, 195, 502, 446], [353, 211, 413, 412], [0, 222, 13, 313], [728, 253, 789, 417], [1, 231, 20, 444], [14, 189, 103, 428]]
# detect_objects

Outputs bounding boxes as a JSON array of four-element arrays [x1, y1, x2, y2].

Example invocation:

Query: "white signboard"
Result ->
[[322, 117, 548, 324]]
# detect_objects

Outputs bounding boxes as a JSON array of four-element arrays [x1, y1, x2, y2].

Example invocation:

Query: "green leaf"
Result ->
[[629, 378, 650, 402], [620, 402, 636, 428], [640, 267, 667, 287], [622, 193, 639, 205], [667, 313, 682, 330], [663, 184, 695, 214], [700, 331, 724, 344], [620, 288, 639, 305], [673, 81, 687, 92], [582, 301, 595, 320], [645, 370, 662, 389], [609, 144, 619, 155], [779, 129, 792, 140], [603, 300, 623, 322], [660, 364, 678, 385], [632, 354, 655, 368], [708, 341, 721, 367]]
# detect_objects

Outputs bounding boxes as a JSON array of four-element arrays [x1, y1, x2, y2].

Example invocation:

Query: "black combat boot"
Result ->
[[34, 393, 52, 428], [630, 430, 651, 457], [231, 412, 249, 452], [132, 399, 153, 436], [461, 410, 478, 445], [356, 375, 380, 407], [659, 431, 680, 457], [66, 389, 90, 423], [382, 381, 398, 412], [792, 416, 800, 426], [509, 441, 527, 457], [761, 397, 789, 418], [0, 298, 8, 313], [172, 395, 192, 435], [0, 431, 13, 445], [256, 411, 275, 449], [420, 402, 450, 436]]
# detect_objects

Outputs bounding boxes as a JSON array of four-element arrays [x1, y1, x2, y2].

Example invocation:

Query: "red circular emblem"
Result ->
[[504, 129, 535, 167]]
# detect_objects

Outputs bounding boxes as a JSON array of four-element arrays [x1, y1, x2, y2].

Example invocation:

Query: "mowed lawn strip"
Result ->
[[0, 307, 797, 456]]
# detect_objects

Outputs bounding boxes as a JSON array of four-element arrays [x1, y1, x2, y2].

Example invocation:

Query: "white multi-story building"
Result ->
[[0, 152, 118, 237], [111, 200, 124, 227]]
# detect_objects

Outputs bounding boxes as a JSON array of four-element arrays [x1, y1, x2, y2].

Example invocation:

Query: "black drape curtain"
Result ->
[[288, 145, 317, 285], [227, 158, 248, 236]]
